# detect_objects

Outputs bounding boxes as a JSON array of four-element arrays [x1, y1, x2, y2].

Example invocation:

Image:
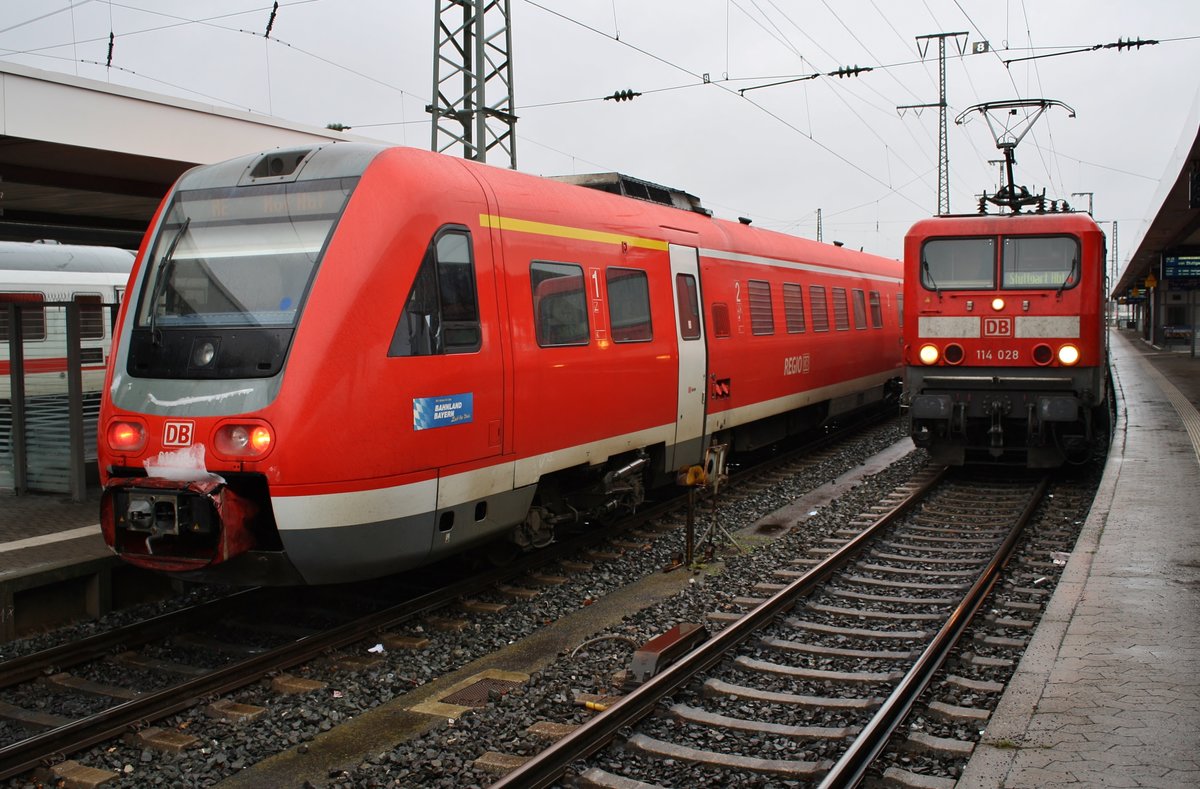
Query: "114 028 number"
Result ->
[[975, 349, 1020, 361]]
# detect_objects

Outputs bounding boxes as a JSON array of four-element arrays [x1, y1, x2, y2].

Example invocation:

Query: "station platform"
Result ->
[[959, 328, 1200, 788]]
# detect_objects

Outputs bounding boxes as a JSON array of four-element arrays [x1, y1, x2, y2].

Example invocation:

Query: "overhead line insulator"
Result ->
[[1107, 37, 1159, 51], [828, 65, 872, 79], [605, 89, 642, 102]]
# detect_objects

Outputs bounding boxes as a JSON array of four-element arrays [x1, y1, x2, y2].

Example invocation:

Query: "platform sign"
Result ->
[[1164, 255, 1200, 279]]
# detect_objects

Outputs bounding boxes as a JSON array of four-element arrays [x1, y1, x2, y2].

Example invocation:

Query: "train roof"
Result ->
[[0, 240, 135, 274], [906, 211, 1104, 237]]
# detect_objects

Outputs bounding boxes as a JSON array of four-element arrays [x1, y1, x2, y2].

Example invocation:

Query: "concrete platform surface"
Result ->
[[959, 329, 1200, 788]]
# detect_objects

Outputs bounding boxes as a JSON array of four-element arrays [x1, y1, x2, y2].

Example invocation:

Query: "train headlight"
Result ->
[[1057, 344, 1081, 366], [106, 420, 147, 453], [991, 297, 1005, 311], [214, 422, 274, 459], [918, 344, 940, 365], [943, 343, 964, 365]]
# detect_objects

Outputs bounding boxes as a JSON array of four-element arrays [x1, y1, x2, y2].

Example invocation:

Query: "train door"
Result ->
[[668, 245, 707, 470]]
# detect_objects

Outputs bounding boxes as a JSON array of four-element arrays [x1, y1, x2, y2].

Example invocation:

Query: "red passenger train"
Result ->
[[98, 143, 902, 584], [902, 210, 1108, 467]]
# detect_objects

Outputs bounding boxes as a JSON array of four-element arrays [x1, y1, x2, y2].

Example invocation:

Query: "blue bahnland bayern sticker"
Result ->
[[413, 393, 474, 431]]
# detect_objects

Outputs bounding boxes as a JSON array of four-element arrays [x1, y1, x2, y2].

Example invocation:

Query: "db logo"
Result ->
[[983, 317, 1013, 337], [163, 420, 196, 447]]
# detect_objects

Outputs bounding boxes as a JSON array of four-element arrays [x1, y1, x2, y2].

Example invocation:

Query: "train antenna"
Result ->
[[955, 99, 1076, 213]]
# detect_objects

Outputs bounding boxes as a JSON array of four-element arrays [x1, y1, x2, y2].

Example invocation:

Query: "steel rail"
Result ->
[[818, 474, 1049, 788], [490, 465, 949, 789], [0, 588, 265, 688]]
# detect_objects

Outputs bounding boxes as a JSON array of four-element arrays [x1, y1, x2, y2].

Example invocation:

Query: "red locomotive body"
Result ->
[[99, 143, 902, 584], [902, 211, 1108, 466]]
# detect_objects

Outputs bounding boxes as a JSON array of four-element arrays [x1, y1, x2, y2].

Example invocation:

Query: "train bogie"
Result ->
[[98, 143, 903, 584]]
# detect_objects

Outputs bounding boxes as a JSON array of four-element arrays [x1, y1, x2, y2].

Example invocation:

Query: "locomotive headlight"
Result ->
[[1057, 344, 1081, 366], [192, 341, 216, 368], [214, 422, 275, 459], [106, 420, 147, 453], [918, 344, 940, 365], [991, 297, 1005, 311]]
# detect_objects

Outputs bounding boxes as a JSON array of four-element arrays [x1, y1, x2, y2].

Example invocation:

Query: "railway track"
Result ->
[[489, 467, 1053, 789]]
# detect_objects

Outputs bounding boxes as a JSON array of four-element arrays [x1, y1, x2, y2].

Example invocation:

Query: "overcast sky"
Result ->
[[2, 1, 1198, 274]]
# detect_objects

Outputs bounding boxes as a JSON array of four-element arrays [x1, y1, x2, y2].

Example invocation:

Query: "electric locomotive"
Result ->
[[902, 210, 1108, 466], [98, 143, 902, 585]]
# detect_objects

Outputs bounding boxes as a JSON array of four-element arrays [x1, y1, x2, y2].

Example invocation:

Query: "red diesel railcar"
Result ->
[[99, 143, 902, 584], [902, 211, 1108, 467]]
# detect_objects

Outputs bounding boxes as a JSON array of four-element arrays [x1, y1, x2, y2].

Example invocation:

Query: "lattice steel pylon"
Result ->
[[899, 32, 967, 216], [429, 0, 517, 168]]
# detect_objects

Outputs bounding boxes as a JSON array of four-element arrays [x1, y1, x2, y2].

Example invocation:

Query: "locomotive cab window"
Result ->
[[1002, 236, 1079, 289], [607, 268, 652, 343], [390, 227, 482, 356], [921, 238, 995, 290], [532, 261, 589, 346]]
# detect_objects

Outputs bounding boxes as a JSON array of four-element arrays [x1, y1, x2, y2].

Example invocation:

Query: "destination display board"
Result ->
[[1164, 255, 1200, 279]]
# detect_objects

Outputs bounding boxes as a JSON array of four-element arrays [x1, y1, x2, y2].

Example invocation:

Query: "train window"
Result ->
[[675, 274, 702, 340], [532, 262, 589, 347], [832, 287, 850, 331], [808, 286, 830, 332], [607, 268, 652, 343], [711, 303, 731, 338], [390, 228, 481, 356], [1002, 236, 1080, 289], [75, 295, 105, 340], [137, 177, 357, 332], [851, 289, 867, 330], [0, 293, 46, 341], [921, 238, 995, 289], [783, 283, 806, 333], [747, 280, 774, 336], [897, 293, 904, 328], [869, 291, 884, 328]]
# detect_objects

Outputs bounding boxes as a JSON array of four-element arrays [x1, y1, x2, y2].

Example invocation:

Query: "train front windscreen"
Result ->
[[127, 177, 357, 379]]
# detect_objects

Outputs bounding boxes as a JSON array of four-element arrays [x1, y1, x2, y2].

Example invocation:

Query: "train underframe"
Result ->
[[904, 368, 1105, 467]]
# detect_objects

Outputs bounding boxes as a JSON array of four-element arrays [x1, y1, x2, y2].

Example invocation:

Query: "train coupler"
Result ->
[[988, 401, 1005, 454]]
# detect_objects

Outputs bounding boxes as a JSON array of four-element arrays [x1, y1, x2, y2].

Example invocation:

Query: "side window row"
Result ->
[[532, 261, 657, 347], [389, 229, 898, 356], [0, 293, 109, 343], [725, 282, 889, 338]]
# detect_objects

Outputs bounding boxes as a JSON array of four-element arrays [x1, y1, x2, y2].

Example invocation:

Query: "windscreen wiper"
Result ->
[[146, 217, 191, 346], [1057, 257, 1078, 297], [922, 258, 941, 296]]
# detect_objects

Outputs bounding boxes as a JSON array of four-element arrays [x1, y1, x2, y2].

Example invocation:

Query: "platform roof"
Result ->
[[0, 61, 370, 248], [1114, 88, 1200, 297]]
